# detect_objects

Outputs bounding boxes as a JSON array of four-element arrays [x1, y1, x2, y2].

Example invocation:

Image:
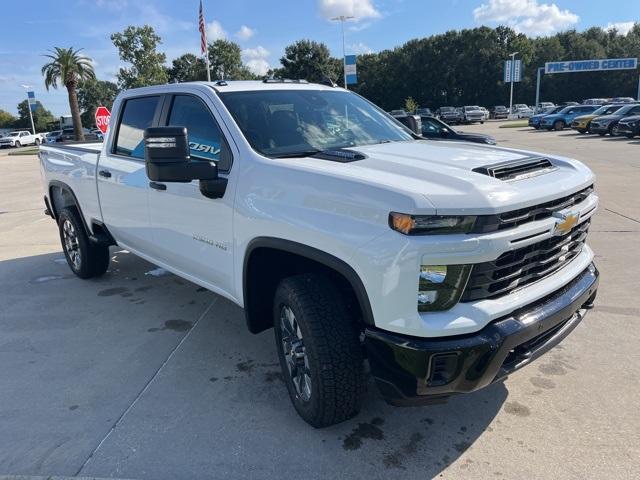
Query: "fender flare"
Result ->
[[48, 180, 92, 234], [243, 237, 375, 330]]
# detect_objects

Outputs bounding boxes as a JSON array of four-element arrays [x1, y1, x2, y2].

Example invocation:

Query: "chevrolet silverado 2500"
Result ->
[[40, 81, 599, 427]]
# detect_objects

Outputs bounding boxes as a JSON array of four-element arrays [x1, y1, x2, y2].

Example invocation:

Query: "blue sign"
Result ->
[[545, 58, 637, 74], [345, 54, 357, 85], [504, 59, 522, 82], [27, 91, 37, 112]]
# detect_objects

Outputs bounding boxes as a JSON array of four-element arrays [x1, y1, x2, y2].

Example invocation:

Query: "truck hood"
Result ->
[[294, 140, 594, 215]]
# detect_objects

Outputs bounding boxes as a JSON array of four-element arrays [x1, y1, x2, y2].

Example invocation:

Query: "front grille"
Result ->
[[471, 185, 593, 233], [461, 218, 590, 302]]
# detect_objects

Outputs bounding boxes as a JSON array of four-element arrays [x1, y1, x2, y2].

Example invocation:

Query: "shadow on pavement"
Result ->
[[0, 249, 507, 479]]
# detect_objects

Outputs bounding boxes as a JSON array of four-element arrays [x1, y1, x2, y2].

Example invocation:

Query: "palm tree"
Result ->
[[42, 47, 95, 141]]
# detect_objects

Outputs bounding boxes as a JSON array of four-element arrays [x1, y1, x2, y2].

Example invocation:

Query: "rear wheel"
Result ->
[[58, 207, 109, 279], [553, 120, 565, 131], [274, 273, 365, 428]]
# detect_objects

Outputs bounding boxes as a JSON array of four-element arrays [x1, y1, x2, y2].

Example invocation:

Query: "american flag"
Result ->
[[198, 0, 207, 55]]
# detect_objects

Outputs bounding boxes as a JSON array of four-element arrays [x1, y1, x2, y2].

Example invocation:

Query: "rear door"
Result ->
[[97, 94, 163, 252], [146, 93, 236, 296]]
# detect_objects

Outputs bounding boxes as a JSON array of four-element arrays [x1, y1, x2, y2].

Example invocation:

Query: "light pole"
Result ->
[[508, 52, 518, 116], [535, 66, 544, 111], [21, 84, 36, 134], [331, 15, 354, 89]]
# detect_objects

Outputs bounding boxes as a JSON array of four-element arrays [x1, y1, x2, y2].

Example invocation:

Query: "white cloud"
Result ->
[[605, 22, 635, 35], [473, 0, 578, 36], [318, 0, 381, 21], [235, 25, 256, 41], [242, 46, 270, 76], [207, 20, 227, 41], [349, 42, 374, 54], [137, 4, 192, 34]]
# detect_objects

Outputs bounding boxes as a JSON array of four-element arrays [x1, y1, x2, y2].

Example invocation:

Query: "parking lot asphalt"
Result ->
[[1, 126, 639, 480]]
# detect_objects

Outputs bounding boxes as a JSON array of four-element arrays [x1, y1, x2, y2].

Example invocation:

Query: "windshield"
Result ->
[[594, 105, 622, 115], [465, 106, 480, 111], [440, 107, 455, 112], [615, 104, 636, 114], [219, 89, 413, 157], [8, 132, 20, 137]]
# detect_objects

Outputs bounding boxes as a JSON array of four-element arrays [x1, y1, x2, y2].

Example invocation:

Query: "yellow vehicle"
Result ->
[[571, 104, 625, 133]]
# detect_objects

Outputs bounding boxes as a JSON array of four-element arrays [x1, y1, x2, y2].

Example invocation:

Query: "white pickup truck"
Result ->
[[40, 80, 599, 427], [0, 130, 44, 148]]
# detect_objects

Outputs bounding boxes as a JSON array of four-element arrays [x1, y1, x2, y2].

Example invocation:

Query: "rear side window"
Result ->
[[114, 96, 160, 159], [166, 95, 231, 172]]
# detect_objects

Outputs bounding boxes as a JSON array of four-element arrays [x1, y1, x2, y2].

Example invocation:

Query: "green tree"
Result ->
[[15, 100, 55, 131], [111, 25, 168, 89], [168, 53, 207, 83], [41, 46, 95, 140], [0, 109, 16, 128], [207, 40, 256, 80], [276, 40, 339, 83], [77, 79, 119, 128], [404, 96, 417, 113]]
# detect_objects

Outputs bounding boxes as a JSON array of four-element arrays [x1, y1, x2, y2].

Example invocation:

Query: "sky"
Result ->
[[1, 0, 638, 117]]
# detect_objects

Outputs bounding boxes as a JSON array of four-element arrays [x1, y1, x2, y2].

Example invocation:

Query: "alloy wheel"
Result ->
[[62, 219, 81, 270], [280, 305, 312, 402]]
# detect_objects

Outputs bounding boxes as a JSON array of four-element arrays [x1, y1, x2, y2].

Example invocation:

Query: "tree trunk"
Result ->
[[67, 84, 84, 141]]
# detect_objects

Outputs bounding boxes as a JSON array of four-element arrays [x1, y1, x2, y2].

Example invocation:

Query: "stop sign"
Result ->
[[95, 106, 111, 134]]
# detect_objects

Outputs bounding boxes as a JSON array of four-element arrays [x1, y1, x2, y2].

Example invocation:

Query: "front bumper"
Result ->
[[365, 264, 598, 406], [589, 123, 610, 134]]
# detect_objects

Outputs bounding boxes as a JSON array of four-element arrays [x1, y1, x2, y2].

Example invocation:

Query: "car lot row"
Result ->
[[0, 127, 103, 148], [527, 102, 640, 138]]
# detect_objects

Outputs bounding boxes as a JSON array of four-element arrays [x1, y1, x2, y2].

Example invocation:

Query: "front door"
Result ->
[[146, 93, 235, 297], [97, 95, 162, 253]]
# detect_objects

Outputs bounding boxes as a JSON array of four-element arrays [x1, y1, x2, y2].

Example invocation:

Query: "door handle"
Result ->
[[149, 181, 167, 191], [98, 170, 111, 178]]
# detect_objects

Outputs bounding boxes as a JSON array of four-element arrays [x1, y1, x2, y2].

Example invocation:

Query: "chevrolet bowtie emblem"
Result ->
[[552, 211, 579, 236]]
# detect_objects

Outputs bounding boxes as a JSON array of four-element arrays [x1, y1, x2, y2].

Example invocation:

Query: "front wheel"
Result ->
[[34, 138, 41, 146], [274, 273, 365, 428], [58, 207, 110, 279], [553, 120, 565, 131], [14, 141, 21, 148]]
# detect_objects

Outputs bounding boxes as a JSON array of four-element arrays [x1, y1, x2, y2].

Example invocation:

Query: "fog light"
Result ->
[[419, 264, 472, 312]]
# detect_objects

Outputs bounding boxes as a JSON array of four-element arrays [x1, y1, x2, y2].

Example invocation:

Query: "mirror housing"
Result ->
[[394, 114, 422, 135], [144, 126, 218, 182]]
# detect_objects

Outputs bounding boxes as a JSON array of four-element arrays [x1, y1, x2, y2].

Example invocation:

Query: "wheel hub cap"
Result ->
[[280, 306, 311, 402]]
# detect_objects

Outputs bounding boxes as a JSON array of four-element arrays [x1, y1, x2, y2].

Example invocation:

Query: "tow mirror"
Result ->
[[394, 114, 422, 135], [144, 126, 227, 199], [144, 126, 218, 182]]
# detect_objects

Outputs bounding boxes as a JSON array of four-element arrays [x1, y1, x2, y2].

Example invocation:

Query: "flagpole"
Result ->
[[205, 52, 211, 82], [199, 0, 211, 82]]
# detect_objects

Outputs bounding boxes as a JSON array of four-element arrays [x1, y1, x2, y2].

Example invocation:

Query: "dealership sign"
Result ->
[[504, 59, 522, 82], [345, 55, 357, 85], [545, 58, 637, 74]]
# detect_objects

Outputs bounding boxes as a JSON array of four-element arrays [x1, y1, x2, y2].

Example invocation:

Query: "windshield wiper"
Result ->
[[272, 148, 366, 162], [271, 149, 322, 159]]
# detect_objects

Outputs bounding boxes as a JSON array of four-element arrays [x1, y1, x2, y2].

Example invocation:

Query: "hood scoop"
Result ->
[[473, 157, 556, 181]]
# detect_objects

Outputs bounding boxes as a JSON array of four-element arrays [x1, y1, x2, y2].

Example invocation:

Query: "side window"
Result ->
[[114, 96, 160, 159], [21, 132, 28, 137], [166, 95, 231, 172], [421, 119, 441, 134], [629, 106, 640, 115]]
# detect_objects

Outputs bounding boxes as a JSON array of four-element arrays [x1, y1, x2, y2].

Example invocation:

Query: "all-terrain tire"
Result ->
[[58, 207, 109, 279], [273, 273, 365, 428]]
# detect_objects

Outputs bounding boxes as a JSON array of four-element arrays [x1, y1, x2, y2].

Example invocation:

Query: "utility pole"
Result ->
[[508, 52, 518, 116], [21, 84, 36, 134], [331, 15, 354, 89], [535, 66, 544, 111]]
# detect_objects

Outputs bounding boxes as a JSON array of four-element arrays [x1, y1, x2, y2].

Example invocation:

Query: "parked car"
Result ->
[[560, 101, 579, 106], [389, 109, 407, 116], [528, 106, 564, 129], [45, 130, 63, 144], [609, 97, 636, 104], [0, 130, 42, 148], [39, 80, 599, 427], [416, 107, 432, 116], [461, 106, 485, 124], [590, 103, 640, 136], [437, 106, 462, 124], [570, 104, 626, 134], [615, 115, 640, 138], [478, 106, 490, 121], [581, 98, 608, 105], [539, 105, 599, 131], [535, 102, 555, 113], [60, 128, 103, 142], [511, 104, 534, 118], [419, 115, 495, 144], [489, 105, 509, 119]]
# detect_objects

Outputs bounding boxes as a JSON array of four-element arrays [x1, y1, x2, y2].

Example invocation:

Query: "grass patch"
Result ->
[[7, 147, 39, 156], [499, 120, 529, 128]]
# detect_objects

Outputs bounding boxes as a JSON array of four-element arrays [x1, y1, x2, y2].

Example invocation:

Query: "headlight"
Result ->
[[389, 213, 476, 235], [418, 264, 472, 312]]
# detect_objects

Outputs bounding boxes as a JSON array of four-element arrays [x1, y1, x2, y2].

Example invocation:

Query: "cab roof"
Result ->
[[202, 80, 343, 93]]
